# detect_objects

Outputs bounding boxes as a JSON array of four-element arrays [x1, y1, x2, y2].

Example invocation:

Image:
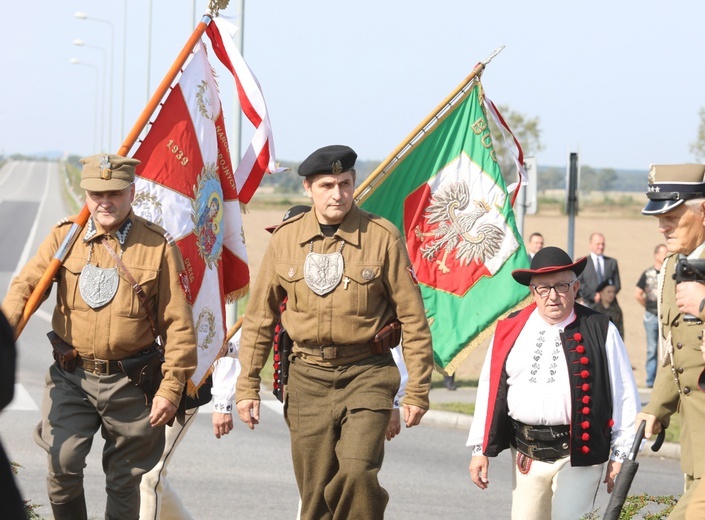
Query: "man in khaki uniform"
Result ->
[[637, 164, 705, 520], [2, 154, 197, 520], [236, 145, 433, 520]]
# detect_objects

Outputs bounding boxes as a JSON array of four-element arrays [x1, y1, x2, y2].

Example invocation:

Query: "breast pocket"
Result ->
[[275, 263, 306, 312], [59, 257, 91, 312], [115, 266, 159, 317], [344, 264, 384, 315]]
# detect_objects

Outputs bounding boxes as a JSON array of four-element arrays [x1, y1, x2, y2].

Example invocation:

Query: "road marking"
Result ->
[[5, 384, 39, 411], [13, 162, 52, 278]]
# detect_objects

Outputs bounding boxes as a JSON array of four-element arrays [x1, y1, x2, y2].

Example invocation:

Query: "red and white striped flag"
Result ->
[[131, 20, 277, 389]]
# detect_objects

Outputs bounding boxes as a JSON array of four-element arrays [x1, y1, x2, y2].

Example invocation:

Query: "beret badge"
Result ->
[[99, 154, 112, 180], [331, 160, 343, 175]]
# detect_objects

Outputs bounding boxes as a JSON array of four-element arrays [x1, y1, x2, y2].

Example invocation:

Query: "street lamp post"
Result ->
[[73, 39, 107, 151], [74, 12, 114, 152], [70, 59, 101, 153]]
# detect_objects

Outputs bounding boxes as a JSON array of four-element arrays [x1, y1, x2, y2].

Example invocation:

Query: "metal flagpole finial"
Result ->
[[208, 0, 230, 17], [481, 45, 505, 66]]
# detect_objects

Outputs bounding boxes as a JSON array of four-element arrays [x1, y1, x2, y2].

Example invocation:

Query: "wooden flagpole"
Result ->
[[13, 14, 215, 339], [354, 46, 505, 204]]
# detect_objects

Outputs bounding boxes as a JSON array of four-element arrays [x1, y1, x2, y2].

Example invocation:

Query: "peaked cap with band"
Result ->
[[80, 153, 141, 192], [642, 163, 705, 216], [512, 246, 587, 286], [298, 145, 357, 177]]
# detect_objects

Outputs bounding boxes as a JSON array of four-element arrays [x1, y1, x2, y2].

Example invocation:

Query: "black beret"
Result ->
[[298, 145, 357, 177]]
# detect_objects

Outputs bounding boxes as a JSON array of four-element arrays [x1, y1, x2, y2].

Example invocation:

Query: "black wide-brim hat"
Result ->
[[512, 246, 587, 286]]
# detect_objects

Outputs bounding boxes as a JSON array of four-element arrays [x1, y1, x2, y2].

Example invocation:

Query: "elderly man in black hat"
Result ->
[[235, 145, 434, 520], [467, 246, 639, 520], [637, 164, 705, 520]]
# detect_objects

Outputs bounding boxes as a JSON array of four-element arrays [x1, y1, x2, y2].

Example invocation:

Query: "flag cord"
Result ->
[[14, 15, 216, 339]]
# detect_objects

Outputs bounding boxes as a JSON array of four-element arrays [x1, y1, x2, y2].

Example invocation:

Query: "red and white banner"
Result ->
[[207, 17, 284, 203], [131, 29, 261, 388]]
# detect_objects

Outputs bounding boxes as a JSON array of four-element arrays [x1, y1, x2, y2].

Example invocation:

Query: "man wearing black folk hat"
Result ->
[[2, 153, 197, 520], [467, 246, 639, 520], [235, 145, 433, 519], [637, 164, 705, 519]]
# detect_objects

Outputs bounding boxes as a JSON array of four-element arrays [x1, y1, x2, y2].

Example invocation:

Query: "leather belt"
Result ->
[[295, 343, 373, 360], [512, 419, 571, 463], [76, 357, 122, 376]]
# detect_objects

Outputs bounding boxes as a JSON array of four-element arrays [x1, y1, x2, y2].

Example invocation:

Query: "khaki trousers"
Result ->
[[34, 363, 165, 520], [139, 407, 198, 520], [678, 473, 704, 520], [510, 448, 604, 520], [286, 354, 400, 520]]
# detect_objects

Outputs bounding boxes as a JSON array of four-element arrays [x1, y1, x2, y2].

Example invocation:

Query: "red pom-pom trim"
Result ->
[[580, 356, 589, 365], [574, 333, 583, 342], [580, 370, 590, 379], [582, 384, 591, 392], [582, 396, 591, 404], [581, 446, 591, 454], [576, 345, 586, 354], [581, 421, 590, 429], [608, 419, 615, 428], [582, 407, 591, 415], [582, 433, 590, 441]]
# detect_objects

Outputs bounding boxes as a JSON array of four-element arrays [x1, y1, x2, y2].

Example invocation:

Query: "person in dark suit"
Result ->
[[577, 232, 621, 305]]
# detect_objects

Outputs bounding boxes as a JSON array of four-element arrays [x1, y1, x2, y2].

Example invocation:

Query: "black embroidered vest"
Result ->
[[484, 304, 613, 466]]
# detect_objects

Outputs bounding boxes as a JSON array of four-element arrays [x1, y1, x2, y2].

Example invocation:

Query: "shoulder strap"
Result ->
[[101, 237, 162, 343]]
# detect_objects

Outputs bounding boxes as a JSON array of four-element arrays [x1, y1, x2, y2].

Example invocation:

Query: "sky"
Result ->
[[1, 1, 705, 172]]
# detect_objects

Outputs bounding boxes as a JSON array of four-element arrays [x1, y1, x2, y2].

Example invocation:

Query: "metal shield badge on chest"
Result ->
[[79, 264, 120, 308], [304, 251, 344, 296]]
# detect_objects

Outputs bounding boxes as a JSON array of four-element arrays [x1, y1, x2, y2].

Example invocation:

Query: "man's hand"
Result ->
[[212, 412, 234, 439], [150, 396, 177, 427], [236, 399, 260, 430], [386, 408, 401, 440], [676, 281, 705, 317], [604, 460, 622, 494], [469, 455, 490, 490], [635, 412, 662, 438], [403, 404, 426, 428]]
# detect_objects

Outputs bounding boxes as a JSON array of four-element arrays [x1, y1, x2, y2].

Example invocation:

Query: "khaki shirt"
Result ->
[[237, 204, 433, 408], [643, 252, 705, 477], [2, 212, 197, 407]]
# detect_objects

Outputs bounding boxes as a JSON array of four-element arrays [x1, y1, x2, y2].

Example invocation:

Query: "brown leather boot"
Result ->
[[50, 491, 88, 520]]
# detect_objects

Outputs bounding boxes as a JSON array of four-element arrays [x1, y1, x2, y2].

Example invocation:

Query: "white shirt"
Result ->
[[466, 307, 640, 462]]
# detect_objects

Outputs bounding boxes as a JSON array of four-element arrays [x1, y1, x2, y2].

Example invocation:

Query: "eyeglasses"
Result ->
[[530, 280, 577, 298]]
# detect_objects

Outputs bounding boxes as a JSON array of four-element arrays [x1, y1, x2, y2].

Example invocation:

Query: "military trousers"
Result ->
[[34, 363, 165, 520], [286, 353, 400, 520]]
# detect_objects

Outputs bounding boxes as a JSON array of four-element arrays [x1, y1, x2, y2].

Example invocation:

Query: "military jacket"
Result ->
[[2, 212, 197, 407], [237, 204, 433, 408], [643, 252, 705, 477]]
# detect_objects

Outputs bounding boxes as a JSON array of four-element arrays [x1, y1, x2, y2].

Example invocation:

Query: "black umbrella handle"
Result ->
[[630, 420, 647, 459], [651, 429, 666, 452]]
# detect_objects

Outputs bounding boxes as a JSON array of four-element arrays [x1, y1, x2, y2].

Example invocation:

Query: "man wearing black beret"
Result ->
[[235, 144, 433, 519]]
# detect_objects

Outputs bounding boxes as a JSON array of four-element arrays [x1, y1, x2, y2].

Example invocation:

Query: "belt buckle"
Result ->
[[94, 359, 109, 375], [319, 346, 337, 360]]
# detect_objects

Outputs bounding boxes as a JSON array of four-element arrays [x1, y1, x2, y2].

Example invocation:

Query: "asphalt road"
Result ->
[[0, 160, 689, 519]]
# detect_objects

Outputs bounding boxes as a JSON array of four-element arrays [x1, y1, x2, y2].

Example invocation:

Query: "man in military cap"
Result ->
[[637, 164, 705, 519], [235, 145, 434, 519], [2, 153, 197, 520]]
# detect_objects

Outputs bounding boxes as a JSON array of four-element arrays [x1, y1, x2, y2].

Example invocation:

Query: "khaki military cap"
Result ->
[[79, 153, 140, 191], [642, 164, 705, 216]]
